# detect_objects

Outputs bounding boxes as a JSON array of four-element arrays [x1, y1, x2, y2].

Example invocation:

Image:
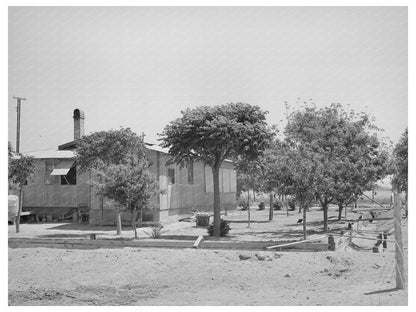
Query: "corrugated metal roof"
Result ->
[[23, 150, 76, 159]]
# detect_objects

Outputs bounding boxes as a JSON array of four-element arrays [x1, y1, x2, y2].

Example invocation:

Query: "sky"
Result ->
[[8, 6, 408, 153]]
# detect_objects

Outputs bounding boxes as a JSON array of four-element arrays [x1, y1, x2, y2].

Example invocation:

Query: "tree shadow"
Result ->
[[37, 233, 89, 238], [47, 223, 124, 232], [364, 287, 401, 295], [224, 220, 271, 224], [286, 219, 346, 228]]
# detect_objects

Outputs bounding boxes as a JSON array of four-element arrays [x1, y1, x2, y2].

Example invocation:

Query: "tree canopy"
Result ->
[[159, 102, 275, 236], [267, 103, 389, 232], [8, 143, 37, 233], [8, 144, 37, 192], [76, 128, 146, 173], [391, 128, 408, 194], [75, 128, 156, 236]]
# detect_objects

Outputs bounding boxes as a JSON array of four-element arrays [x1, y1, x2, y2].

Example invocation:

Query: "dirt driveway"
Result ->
[[8, 206, 408, 305], [8, 246, 407, 306]]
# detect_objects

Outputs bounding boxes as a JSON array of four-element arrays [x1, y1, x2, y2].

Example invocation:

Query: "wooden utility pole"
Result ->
[[13, 96, 26, 154], [393, 193, 405, 290]]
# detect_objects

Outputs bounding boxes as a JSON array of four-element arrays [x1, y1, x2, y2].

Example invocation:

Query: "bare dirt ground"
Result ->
[[8, 206, 408, 306]]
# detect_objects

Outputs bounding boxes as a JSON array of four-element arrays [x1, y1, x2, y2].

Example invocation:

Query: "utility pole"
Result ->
[[13, 96, 27, 154]]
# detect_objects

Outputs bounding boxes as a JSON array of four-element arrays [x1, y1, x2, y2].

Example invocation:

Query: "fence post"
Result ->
[[394, 193, 405, 290]]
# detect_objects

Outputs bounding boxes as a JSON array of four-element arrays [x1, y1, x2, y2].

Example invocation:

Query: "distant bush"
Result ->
[[288, 199, 296, 211], [238, 199, 249, 210], [258, 202, 265, 210], [273, 200, 282, 210], [207, 220, 230, 237]]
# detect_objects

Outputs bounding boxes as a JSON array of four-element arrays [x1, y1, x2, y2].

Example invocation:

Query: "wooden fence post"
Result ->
[[394, 193, 405, 290]]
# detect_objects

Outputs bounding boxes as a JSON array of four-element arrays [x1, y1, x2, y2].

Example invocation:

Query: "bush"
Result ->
[[238, 199, 249, 211], [147, 224, 163, 239], [258, 202, 265, 210], [288, 198, 296, 211], [273, 200, 282, 210], [207, 220, 231, 237]]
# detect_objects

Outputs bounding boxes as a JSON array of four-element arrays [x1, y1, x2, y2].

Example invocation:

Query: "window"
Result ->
[[187, 162, 194, 184], [168, 168, 175, 184], [61, 166, 77, 185], [45, 161, 59, 184]]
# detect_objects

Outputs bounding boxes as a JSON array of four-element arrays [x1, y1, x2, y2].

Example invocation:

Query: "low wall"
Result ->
[[8, 237, 329, 252]]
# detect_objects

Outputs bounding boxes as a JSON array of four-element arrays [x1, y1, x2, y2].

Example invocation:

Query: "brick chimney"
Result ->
[[73, 109, 85, 140]]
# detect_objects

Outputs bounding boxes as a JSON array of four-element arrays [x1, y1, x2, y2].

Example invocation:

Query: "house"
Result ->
[[22, 109, 237, 225]]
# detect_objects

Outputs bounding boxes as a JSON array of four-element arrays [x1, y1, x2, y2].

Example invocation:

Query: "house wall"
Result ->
[[89, 150, 237, 225], [24, 149, 237, 225], [22, 158, 92, 219]]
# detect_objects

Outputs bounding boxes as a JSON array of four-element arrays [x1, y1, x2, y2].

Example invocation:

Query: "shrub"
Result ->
[[207, 220, 230, 237], [147, 223, 163, 239], [238, 199, 249, 211], [258, 202, 265, 210], [288, 198, 296, 211], [273, 200, 282, 210]]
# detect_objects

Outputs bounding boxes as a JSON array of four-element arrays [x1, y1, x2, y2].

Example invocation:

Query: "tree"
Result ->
[[159, 103, 275, 237], [76, 128, 151, 235], [265, 140, 319, 239], [284, 103, 389, 230], [92, 153, 157, 238], [8, 143, 37, 233], [236, 160, 263, 227], [391, 128, 408, 195]]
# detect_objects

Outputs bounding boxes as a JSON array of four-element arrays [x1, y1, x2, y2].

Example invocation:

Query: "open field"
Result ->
[[8, 206, 408, 306]]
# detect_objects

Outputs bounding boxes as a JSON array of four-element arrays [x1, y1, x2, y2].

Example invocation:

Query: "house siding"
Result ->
[[23, 148, 237, 225]]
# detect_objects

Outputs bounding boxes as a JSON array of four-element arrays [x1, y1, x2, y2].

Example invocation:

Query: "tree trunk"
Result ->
[[212, 166, 221, 237], [131, 209, 137, 239], [269, 192, 273, 221], [247, 190, 251, 228], [116, 206, 122, 235], [337, 204, 344, 221], [302, 202, 307, 240], [286, 196, 289, 217], [15, 188, 23, 233], [405, 191, 408, 217], [253, 190, 256, 202], [323, 203, 328, 232]]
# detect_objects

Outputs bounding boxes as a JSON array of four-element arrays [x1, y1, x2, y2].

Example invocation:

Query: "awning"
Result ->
[[50, 160, 75, 176]]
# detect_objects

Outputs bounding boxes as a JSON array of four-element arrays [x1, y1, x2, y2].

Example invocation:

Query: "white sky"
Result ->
[[8, 6, 408, 153]]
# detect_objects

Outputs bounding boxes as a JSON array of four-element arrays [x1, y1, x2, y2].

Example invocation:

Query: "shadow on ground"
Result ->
[[47, 223, 124, 232]]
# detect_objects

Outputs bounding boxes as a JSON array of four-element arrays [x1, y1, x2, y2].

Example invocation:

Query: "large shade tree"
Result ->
[[76, 128, 154, 235], [159, 103, 275, 237]]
